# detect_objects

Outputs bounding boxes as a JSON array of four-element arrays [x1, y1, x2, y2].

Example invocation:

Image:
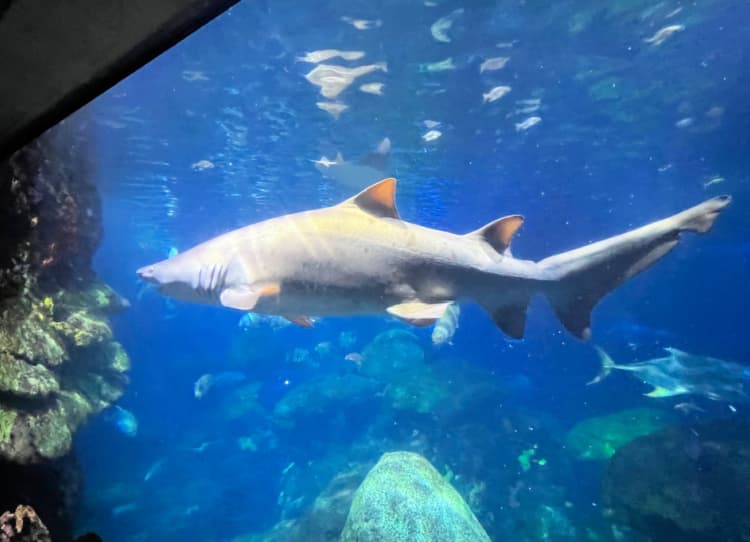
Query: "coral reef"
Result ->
[[340, 451, 491, 542], [564, 407, 673, 461], [0, 121, 131, 465], [0, 505, 51, 542], [603, 420, 750, 541]]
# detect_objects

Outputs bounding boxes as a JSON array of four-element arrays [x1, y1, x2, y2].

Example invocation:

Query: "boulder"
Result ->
[[340, 451, 491, 542]]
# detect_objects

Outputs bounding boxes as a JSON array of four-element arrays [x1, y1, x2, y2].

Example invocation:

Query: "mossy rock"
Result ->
[[0, 407, 18, 445], [0, 353, 59, 398], [340, 451, 491, 542], [0, 306, 66, 367], [564, 407, 673, 461], [51, 310, 112, 347]]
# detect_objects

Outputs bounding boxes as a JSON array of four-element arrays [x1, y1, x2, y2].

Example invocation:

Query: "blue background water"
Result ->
[[69, 0, 749, 540]]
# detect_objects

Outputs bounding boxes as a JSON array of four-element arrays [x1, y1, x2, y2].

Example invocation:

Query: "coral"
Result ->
[[564, 407, 673, 461], [603, 420, 750, 541], [0, 505, 51, 542], [340, 451, 491, 542]]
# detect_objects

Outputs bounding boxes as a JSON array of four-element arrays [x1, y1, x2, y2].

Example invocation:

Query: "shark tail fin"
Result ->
[[538, 195, 731, 340], [587, 346, 617, 385]]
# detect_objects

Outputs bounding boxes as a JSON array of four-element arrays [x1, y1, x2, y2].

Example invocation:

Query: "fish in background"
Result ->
[[589, 346, 749, 402], [602, 318, 675, 349], [194, 371, 247, 399], [238, 312, 294, 331], [432, 303, 460, 345], [105, 405, 138, 437], [313, 138, 391, 191], [136, 178, 730, 341]]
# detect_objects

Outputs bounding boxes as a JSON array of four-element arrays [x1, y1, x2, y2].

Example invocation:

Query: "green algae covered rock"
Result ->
[[340, 451, 491, 542], [564, 407, 673, 461], [360, 329, 450, 414], [0, 125, 132, 465]]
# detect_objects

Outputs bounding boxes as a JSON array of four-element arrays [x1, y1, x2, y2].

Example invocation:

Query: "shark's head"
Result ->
[[137, 254, 221, 303]]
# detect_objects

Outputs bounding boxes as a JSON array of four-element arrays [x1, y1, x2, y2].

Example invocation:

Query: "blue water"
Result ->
[[69, 0, 749, 540]]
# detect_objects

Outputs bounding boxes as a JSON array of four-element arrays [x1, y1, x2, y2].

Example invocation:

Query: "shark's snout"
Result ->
[[136, 264, 158, 283]]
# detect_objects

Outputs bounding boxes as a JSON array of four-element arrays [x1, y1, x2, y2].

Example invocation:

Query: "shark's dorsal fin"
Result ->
[[346, 178, 399, 219], [358, 137, 391, 171], [466, 215, 524, 255], [665, 347, 690, 358]]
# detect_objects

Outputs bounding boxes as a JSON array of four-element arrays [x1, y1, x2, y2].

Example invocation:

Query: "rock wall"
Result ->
[[0, 117, 130, 540]]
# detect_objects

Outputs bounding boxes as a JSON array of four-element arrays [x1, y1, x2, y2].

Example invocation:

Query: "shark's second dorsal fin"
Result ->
[[345, 178, 399, 219], [466, 215, 524, 255]]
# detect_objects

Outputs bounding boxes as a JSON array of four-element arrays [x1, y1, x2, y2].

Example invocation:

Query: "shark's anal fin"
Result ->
[[284, 315, 315, 328], [387, 300, 452, 327], [220, 283, 280, 311], [347, 178, 399, 219]]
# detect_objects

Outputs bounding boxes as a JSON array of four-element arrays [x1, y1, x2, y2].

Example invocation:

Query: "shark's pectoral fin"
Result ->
[[664, 347, 690, 358], [284, 315, 315, 328], [220, 283, 280, 311], [644, 386, 681, 398], [220, 287, 261, 310], [387, 300, 453, 326]]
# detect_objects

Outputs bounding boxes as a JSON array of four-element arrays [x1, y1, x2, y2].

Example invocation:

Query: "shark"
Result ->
[[589, 346, 749, 401], [136, 178, 730, 340], [313, 138, 391, 191]]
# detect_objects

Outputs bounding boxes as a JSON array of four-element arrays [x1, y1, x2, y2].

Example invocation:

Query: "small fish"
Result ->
[[515, 116, 542, 131], [194, 371, 247, 398], [191, 159, 215, 171], [422, 130, 442, 142], [673, 402, 706, 414], [111, 503, 137, 517], [167, 246, 179, 259], [644, 24, 685, 46], [306, 63, 387, 99], [483, 85, 512, 103], [432, 303, 460, 345], [658, 163, 673, 173], [181, 70, 209, 82], [144, 458, 166, 482], [418, 57, 456, 73], [431, 8, 463, 42], [703, 176, 725, 189], [108, 405, 138, 437], [297, 49, 365, 63], [359, 82, 384, 96], [313, 138, 391, 190], [238, 312, 294, 330], [341, 16, 382, 30], [729, 404, 737, 413], [480, 56, 510, 73], [344, 352, 364, 367], [316, 101, 349, 119], [675, 117, 694, 128], [423, 120, 441, 129]]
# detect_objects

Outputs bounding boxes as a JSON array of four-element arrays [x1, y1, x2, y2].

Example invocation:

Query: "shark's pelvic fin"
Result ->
[[346, 177, 399, 219], [467, 215, 524, 255], [387, 300, 452, 326], [220, 282, 280, 311]]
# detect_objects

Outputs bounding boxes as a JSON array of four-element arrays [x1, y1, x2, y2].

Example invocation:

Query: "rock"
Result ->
[[603, 420, 750, 541], [564, 407, 673, 461], [0, 123, 131, 465], [340, 451, 491, 542]]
